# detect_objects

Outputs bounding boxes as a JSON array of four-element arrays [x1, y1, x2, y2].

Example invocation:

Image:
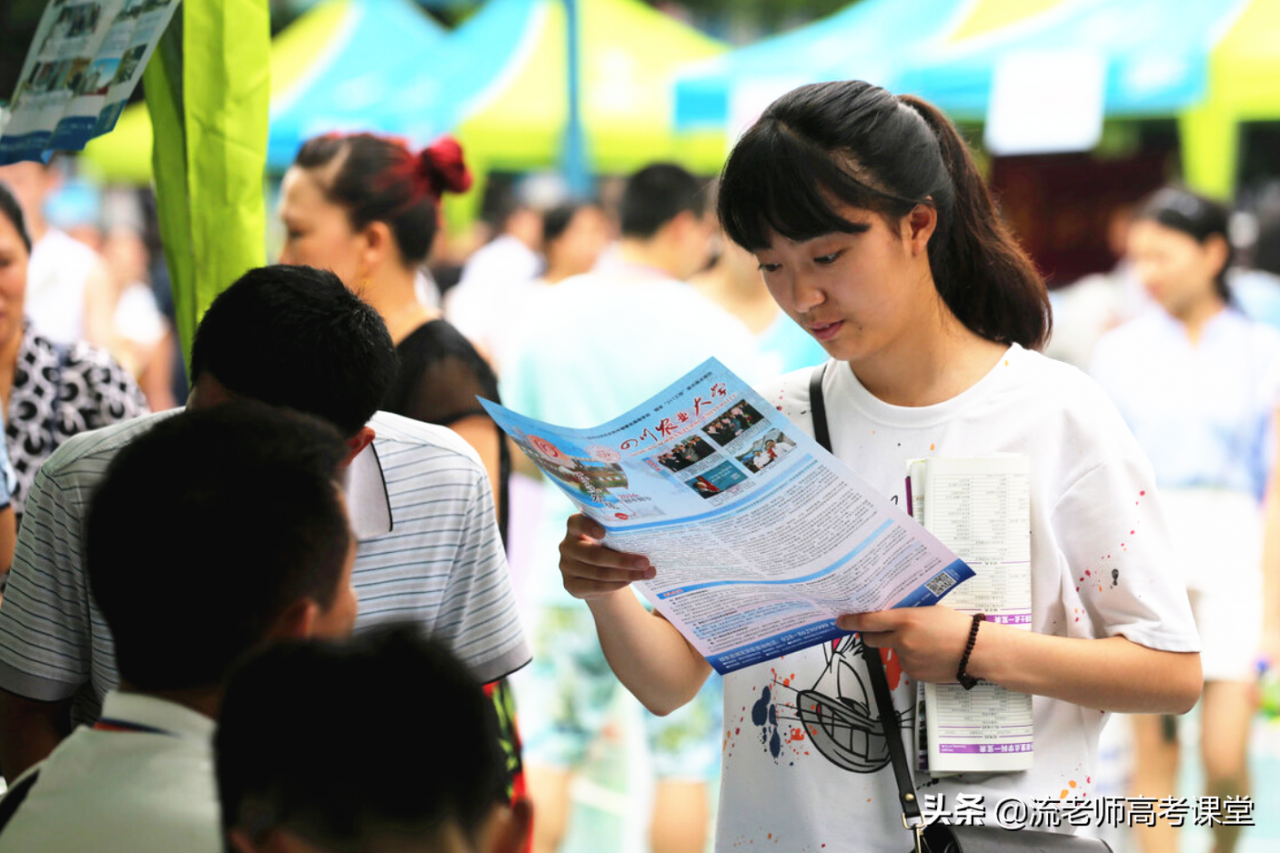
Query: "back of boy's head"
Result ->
[[216, 626, 508, 852], [86, 403, 351, 693], [619, 163, 706, 239], [188, 265, 398, 437]]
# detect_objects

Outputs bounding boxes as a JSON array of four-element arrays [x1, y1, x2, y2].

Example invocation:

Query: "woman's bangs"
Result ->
[[719, 122, 880, 251]]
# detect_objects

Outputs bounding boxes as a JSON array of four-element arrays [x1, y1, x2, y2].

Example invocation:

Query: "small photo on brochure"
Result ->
[[701, 399, 765, 447], [113, 45, 147, 85], [685, 461, 749, 500], [76, 58, 119, 97], [654, 435, 717, 473], [737, 429, 798, 474]]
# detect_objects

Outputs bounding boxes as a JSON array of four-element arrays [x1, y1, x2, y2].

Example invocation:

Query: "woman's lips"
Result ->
[[809, 320, 844, 341]]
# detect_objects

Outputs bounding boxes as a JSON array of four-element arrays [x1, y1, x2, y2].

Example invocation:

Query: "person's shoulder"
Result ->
[[63, 338, 133, 378], [1006, 345, 1115, 405], [35, 228, 99, 268], [1092, 308, 1168, 354], [38, 411, 176, 480], [367, 410, 487, 469]]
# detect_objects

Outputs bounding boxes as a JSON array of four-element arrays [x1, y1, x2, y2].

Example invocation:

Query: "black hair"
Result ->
[[543, 201, 595, 245], [717, 81, 1050, 350], [294, 133, 471, 266], [216, 625, 507, 849], [189, 265, 398, 437], [86, 403, 351, 693], [0, 181, 32, 255], [620, 163, 707, 239], [1135, 187, 1233, 302]]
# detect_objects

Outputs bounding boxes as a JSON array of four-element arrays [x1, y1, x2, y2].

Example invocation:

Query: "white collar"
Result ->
[[342, 440, 392, 539], [98, 691, 216, 742]]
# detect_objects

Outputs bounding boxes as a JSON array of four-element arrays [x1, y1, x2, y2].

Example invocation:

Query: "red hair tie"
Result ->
[[417, 136, 472, 200]]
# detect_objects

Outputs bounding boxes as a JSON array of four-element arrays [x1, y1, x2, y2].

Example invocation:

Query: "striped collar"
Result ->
[[95, 691, 216, 742]]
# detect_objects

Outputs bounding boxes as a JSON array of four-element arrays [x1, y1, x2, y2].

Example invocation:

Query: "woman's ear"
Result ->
[[903, 204, 938, 257], [358, 221, 397, 276], [1202, 233, 1230, 285]]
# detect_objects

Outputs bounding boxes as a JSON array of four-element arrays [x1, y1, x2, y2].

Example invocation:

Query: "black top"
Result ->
[[384, 319, 509, 541]]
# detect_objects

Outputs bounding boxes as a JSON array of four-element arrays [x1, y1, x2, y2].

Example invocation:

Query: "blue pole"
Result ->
[[563, 0, 591, 196]]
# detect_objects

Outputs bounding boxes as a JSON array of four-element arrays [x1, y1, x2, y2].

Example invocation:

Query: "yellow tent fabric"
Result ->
[[453, 0, 726, 175], [85, 0, 351, 182]]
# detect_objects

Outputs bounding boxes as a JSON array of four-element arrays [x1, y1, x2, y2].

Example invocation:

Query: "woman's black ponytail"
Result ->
[[898, 95, 1051, 350]]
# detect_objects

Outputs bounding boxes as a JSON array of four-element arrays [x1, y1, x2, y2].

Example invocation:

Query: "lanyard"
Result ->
[[94, 718, 176, 737]]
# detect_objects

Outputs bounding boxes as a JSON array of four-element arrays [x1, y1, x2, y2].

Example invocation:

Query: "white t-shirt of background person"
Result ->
[[500, 265, 770, 611], [26, 228, 98, 346], [715, 345, 1200, 853], [444, 235, 542, 355]]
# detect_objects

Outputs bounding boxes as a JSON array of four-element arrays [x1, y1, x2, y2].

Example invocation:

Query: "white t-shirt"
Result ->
[[716, 344, 1200, 853], [25, 228, 99, 346]]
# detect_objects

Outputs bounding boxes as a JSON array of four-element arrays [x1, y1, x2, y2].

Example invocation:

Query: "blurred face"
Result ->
[[753, 203, 935, 365], [674, 210, 718, 281], [0, 162, 52, 224], [278, 166, 364, 287], [549, 206, 610, 276], [1127, 219, 1225, 318], [0, 212, 30, 351]]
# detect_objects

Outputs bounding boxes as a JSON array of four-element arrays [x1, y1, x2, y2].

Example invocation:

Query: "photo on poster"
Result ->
[[737, 429, 797, 474], [685, 461, 748, 499], [653, 434, 717, 473], [702, 399, 765, 447]]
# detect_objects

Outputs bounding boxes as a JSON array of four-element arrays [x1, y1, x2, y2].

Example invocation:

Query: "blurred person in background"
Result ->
[[0, 160, 115, 348], [1044, 201, 1150, 369], [692, 227, 828, 376], [488, 200, 612, 371], [0, 181, 146, 526], [502, 163, 767, 853], [99, 225, 176, 410], [444, 180, 547, 359], [278, 132, 529, 819], [1090, 187, 1278, 853], [217, 627, 531, 853]]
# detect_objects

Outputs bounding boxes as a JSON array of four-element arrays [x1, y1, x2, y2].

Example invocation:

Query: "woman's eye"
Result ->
[[814, 251, 843, 266], [757, 262, 781, 273]]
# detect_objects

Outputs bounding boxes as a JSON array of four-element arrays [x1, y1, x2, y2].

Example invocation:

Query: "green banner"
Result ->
[[146, 0, 270, 371]]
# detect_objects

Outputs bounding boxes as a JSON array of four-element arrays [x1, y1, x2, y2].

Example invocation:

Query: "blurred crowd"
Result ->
[[0, 117, 1277, 853]]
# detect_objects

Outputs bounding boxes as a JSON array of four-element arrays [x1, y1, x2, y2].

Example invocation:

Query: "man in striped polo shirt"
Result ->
[[0, 265, 530, 781]]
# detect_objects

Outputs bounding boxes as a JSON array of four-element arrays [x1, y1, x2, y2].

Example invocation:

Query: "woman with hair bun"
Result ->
[[554, 81, 1203, 851], [279, 131, 525, 810], [1091, 187, 1278, 853], [280, 132, 509, 533]]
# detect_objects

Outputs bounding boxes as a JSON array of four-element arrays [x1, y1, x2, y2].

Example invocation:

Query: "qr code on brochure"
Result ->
[[924, 571, 957, 597]]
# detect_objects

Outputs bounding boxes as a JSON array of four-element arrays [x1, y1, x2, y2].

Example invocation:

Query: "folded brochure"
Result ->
[[481, 358, 975, 674]]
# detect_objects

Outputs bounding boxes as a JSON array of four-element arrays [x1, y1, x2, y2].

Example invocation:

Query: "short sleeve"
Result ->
[[1051, 455, 1201, 653], [434, 469, 530, 683], [0, 465, 94, 701]]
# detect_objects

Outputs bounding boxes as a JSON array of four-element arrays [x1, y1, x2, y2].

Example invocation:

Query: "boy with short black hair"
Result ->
[[217, 626, 532, 853]]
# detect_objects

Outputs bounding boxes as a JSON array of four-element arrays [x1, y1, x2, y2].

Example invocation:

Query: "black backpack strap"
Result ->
[[809, 362, 924, 843], [808, 365, 832, 453]]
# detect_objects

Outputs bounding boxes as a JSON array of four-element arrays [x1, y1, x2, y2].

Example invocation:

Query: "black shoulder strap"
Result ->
[[0, 769, 41, 836], [808, 363, 923, 829], [807, 365, 832, 453]]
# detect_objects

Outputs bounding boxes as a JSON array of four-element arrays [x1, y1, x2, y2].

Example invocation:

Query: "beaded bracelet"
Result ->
[[956, 612, 986, 690]]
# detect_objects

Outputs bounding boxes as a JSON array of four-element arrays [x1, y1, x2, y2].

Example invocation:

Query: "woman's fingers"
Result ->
[[559, 514, 654, 599]]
